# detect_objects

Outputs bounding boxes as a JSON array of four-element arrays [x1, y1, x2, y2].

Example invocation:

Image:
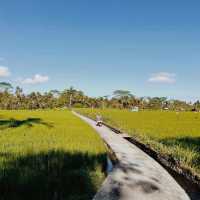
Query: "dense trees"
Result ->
[[0, 84, 196, 111]]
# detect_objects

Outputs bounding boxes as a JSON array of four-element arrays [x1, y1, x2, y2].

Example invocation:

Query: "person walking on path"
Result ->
[[96, 114, 103, 127]]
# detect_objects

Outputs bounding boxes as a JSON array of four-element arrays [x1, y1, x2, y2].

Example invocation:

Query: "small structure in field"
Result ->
[[131, 106, 139, 112], [163, 107, 169, 111], [180, 108, 185, 112]]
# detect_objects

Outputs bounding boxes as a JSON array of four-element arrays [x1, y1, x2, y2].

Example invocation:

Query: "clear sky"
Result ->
[[0, 0, 200, 101]]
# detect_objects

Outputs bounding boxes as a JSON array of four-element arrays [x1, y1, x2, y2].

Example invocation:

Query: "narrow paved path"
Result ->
[[73, 111, 190, 200]]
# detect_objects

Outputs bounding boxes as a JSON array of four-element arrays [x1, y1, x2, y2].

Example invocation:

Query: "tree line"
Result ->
[[0, 82, 199, 111]]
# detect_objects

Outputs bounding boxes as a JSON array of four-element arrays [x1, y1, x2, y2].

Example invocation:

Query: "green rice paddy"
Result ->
[[0, 110, 106, 200], [77, 108, 200, 177]]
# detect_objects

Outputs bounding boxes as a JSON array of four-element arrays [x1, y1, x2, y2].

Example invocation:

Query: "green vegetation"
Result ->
[[77, 108, 200, 176], [0, 85, 198, 111], [0, 110, 106, 200]]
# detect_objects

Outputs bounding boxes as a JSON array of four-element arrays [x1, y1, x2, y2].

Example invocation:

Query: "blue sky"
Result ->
[[0, 0, 200, 101]]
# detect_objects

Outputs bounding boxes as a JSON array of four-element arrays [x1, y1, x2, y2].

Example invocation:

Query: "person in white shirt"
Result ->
[[96, 114, 103, 127]]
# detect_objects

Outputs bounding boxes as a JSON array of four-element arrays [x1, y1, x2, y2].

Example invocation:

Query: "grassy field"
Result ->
[[0, 110, 106, 200], [76, 108, 200, 177]]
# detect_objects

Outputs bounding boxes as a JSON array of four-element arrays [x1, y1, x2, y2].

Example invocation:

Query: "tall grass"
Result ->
[[0, 110, 106, 200], [76, 108, 200, 176]]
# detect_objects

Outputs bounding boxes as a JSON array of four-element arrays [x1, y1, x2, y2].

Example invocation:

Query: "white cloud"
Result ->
[[148, 72, 176, 84], [21, 74, 49, 84], [0, 66, 10, 77]]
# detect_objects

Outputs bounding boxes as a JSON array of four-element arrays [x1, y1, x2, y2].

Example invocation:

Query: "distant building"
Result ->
[[163, 107, 169, 111], [131, 106, 139, 112], [180, 108, 185, 112]]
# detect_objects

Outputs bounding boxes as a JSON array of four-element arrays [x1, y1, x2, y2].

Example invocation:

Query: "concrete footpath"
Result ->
[[73, 111, 190, 200]]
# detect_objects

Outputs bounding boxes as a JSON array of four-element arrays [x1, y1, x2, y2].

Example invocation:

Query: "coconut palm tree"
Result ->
[[113, 90, 133, 98], [0, 82, 13, 91], [113, 90, 134, 108]]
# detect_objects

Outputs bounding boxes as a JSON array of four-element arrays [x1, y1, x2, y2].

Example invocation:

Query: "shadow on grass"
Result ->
[[0, 118, 53, 129], [0, 150, 106, 200], [160, 137, 200, 166]]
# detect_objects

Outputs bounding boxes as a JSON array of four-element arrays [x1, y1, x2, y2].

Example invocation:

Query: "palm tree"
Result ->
[[113, 90, 133, 98], [50, 90, 60, 98], [0, 82, 13, 91], [113, 90, 134, 108], [68, 87, 76, 108]]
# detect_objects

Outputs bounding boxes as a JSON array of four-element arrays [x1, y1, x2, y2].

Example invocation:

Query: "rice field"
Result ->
[[0, 110, 106, 200], [76, 108, 200, 177]]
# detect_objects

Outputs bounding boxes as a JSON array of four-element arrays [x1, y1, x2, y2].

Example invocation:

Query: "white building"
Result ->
[[131, 106, 139, 112]]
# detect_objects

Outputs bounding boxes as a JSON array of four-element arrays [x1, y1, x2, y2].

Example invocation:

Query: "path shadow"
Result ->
[[0, 150, 106, 200], [0, 118, 53, 130]]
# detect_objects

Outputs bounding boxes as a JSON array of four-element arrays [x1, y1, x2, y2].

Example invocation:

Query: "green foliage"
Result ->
[[0, 86, 196, 110], [113, 90, 133, 98], [0, 110, 106, 200], [0, 82, 13, 91], [77, 108, 200, 176]]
